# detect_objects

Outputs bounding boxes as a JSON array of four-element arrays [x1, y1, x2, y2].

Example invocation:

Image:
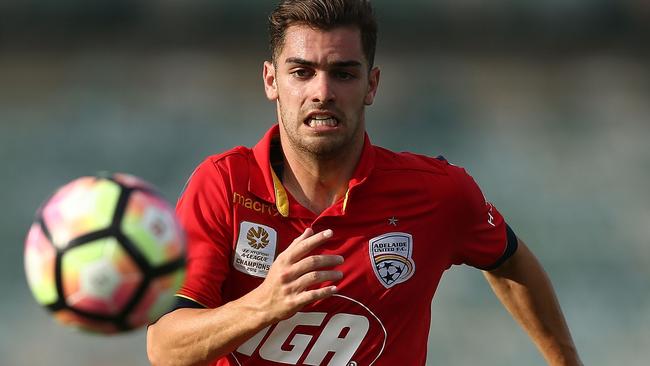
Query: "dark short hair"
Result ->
[[268, 0, 378, 69]]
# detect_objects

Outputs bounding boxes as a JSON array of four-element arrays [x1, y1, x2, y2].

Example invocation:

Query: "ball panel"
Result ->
[[121, 191, 184, 267], [62, 238, 142, 316], [127, 268, 185, 328], [24, 222, 58, 306], [43, 177, 120, 249]]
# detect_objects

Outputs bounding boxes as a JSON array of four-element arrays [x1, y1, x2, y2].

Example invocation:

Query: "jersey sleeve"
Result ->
[[449, 166, 518, 270], [175, 157, 233, 308]]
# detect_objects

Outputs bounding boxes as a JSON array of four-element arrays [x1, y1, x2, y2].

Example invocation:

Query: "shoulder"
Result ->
[[185, 146, 253, 182], [372, 145, 456, 176], [180, 146, 253, 197], [202, 146, 252, 171], [371, 146, 481, 197]]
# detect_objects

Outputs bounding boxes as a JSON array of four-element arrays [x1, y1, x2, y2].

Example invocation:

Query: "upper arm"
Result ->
[[175, 158, 235, 309], [448, 165, 518, 269], [484, 237, 536, 278]]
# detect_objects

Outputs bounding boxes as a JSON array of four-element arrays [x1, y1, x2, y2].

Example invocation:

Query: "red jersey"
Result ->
[[176, 125, 517, 366]]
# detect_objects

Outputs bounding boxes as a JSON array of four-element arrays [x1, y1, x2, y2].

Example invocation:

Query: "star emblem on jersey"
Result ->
[[388, 216, 398, 226], [369, 232, 415, 288]]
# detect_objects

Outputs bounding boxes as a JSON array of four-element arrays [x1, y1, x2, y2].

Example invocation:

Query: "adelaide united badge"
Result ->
[[368, 232, 415, 288]]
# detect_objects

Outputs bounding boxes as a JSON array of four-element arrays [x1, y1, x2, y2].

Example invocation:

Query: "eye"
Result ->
[[334, 70, 355, 81], [291, 69, 314, 79]]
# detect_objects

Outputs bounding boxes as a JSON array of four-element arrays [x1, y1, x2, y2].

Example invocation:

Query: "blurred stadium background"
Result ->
[[1, 1, 649, 365]]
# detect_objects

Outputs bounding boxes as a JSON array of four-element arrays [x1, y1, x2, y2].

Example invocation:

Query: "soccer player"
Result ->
[[147, 0, 582, 365]]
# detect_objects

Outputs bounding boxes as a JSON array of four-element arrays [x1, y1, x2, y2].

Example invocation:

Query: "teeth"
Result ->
[[308, 117, 337, 127], [311, 115, 330, 120]]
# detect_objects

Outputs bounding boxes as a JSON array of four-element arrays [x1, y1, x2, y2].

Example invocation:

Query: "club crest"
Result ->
[[369, 232, 415, 288]]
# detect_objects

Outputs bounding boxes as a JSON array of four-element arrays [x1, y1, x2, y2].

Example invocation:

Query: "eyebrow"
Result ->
[[285, 57, 362, 68]]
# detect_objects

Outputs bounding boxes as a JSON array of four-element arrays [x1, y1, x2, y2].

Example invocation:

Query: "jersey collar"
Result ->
[[249, 124, 375, 218]]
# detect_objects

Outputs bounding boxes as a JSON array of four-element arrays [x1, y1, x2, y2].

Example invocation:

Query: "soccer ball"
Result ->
[[24, 173, 186, 334]]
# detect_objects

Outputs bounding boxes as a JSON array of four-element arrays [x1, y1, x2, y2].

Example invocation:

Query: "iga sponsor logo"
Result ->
[[240, 312, 367, 365], [233, 295, 386, 366]]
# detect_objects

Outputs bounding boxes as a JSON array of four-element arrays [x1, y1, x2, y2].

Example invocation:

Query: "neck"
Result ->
[[280, 136, 364, 215]]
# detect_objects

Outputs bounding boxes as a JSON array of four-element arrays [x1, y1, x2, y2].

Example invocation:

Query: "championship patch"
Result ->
[[369, 232, 415, 288], [234, 221, 277, 278]]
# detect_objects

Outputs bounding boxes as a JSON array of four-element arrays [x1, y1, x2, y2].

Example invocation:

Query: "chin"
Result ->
[[305, 140, 349, 158]]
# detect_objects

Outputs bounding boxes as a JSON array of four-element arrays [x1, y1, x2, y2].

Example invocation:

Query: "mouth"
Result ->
[[304, 112, 340, 129]]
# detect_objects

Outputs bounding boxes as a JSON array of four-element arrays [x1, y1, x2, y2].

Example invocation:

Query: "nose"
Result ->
[[311, 73, 335, 104]]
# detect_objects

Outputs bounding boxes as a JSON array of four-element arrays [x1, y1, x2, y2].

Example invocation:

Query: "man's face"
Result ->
[[263, 24, 380, 159]]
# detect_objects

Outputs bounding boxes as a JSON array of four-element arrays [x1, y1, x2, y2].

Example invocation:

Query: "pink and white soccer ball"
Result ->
[[24, 173, 186, 333]]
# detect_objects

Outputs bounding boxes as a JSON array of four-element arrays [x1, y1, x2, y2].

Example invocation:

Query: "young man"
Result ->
[[147, 1, 582, 365]]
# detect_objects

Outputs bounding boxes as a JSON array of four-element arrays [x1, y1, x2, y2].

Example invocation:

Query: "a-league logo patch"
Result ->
[[234, 221, 277, 278], [369, 232, 415, 288]]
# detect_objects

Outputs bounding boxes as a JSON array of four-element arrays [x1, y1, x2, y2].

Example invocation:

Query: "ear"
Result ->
[[364, 66, 381, 105], [263, 61, 278, 101]]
